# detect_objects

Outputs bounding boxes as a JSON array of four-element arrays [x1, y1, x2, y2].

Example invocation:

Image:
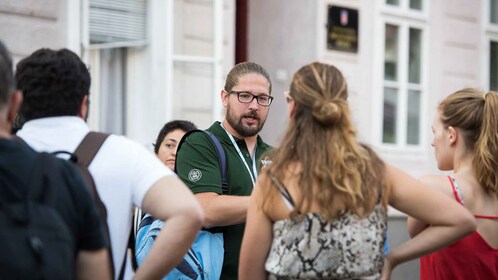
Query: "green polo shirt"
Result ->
[[176, 121, 272, 280]]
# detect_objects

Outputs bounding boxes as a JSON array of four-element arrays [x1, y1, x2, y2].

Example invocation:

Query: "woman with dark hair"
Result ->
[[133, 119, 198, 275], [153, 120, 197, 170], [238, 62, 476, 279], [408, 88, 498, 279]]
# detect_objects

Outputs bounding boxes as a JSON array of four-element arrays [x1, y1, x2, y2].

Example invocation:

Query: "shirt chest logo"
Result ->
[[188, 169, 202, 182]]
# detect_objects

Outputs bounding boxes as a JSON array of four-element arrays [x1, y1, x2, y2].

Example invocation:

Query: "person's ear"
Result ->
[[79, 95, 89, 120], [447, 126, 458, 146], [288, 100, 296, 119], [7, 90, 22, 123], [221, 90, 229, 108]]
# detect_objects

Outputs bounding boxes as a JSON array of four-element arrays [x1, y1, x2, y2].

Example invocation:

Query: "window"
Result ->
[[491, 42, 498, 91], [386, 0, 423, 11], [97, 48, 127, 134], [87, 0, 147, 48], [380, 1, 426, 147], [87, 48, 127, 134], [489, 0, 498, 91], [491, 0, 498, 24], [409, 0, 423, 11], [171, 0, 226, 129]]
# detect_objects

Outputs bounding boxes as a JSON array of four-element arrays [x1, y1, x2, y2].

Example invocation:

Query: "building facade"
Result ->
[[1, 0, 497, 278]]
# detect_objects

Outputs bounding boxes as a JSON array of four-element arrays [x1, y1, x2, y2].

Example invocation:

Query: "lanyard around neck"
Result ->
[[220, 123, 257, 187]]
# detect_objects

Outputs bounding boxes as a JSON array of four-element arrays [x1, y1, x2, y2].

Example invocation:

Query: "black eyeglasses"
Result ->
[[229, 91, 274, 107]]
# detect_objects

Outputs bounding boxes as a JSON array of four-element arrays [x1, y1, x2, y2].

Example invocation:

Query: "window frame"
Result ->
[[383, 0, 429, 19], [81, 0, 148, 49], [170, 0, 225, 125], [483, 0, 498, 91], [374, 1, 429, 156]]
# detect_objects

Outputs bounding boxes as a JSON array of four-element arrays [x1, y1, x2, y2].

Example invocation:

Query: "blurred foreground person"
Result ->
[[0, 40, 110, 279]]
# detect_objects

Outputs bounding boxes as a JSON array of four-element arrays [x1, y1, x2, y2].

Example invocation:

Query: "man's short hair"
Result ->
[[223, 62, 272, 94], [0, 40, 14, 108], [15, 48, 90, 121]]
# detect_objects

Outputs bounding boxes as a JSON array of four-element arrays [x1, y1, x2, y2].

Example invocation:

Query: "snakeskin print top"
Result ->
[[265, 177, 387, 280]]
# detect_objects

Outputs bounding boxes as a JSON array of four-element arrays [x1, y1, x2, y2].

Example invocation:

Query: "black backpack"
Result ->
[[0, 153, 74, 279]]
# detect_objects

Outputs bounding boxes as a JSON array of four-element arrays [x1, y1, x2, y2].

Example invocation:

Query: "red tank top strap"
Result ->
[[447, 176, 463, 204], [474, 214, 498, 220]]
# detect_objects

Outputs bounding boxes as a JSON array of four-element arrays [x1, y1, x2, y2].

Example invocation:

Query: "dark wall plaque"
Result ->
[[327, 5, 359, 53]]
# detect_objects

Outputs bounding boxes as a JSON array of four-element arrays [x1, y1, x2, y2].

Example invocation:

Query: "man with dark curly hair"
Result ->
[[15, 48, 204, 280]]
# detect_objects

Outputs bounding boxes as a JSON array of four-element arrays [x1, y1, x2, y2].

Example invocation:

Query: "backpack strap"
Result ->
[[174, 129, 229, 194], [73, 132, 118, 277], [73, 131, 110, 223], [203, 131, 229, 195]]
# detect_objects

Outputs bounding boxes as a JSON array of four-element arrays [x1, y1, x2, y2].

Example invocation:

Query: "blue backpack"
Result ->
[[135, 130, 227, 280]]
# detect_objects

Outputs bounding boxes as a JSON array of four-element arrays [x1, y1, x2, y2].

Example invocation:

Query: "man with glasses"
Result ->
[[176, 62, 273, 280]]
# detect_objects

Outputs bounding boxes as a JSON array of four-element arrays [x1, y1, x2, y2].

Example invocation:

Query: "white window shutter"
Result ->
[[89, 0, 147, 47]]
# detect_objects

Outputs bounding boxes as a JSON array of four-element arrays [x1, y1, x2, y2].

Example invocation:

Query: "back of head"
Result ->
[[290, 62, 349, 127], [224, 61, 272, 93], [439, 88, 498, 196], [153, 120, 197, 154], [265, 62, 387, 220], [15, 48, 90, 121], [0, 40, 14, 111]]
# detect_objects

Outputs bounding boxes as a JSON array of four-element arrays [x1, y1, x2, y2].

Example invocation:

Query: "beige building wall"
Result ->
[[1, 0, 495, 277], [0, 0, 70, 64]]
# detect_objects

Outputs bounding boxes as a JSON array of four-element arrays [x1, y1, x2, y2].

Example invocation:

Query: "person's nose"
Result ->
[[248, 97, 259, 110]]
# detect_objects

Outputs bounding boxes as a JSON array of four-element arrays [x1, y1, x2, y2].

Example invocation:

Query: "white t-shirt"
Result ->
[[17, 116, 175, 279]]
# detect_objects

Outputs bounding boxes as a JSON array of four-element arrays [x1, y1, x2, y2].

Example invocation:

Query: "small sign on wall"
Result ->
[[327, 5, 359, 53]]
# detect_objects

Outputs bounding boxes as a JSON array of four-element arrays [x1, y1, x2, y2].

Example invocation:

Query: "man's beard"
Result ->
[[226, 104, 266, 138]]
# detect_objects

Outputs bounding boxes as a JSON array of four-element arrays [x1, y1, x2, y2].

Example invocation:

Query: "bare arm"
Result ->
[[239, 176, 272, 280], [195, 192, 250, 228], [406, 174, 453, 238], [134, 175, 204, 280], [76, 249, 111, 280], [382, 164, 476, 277]]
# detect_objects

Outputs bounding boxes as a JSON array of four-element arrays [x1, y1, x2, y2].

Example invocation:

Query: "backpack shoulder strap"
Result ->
[[74, 132, 110, 167], [175, 129, 229, 194], [73, 132, 117, 277], [73, 132, 110, 217], [203, 131, 228, 194]]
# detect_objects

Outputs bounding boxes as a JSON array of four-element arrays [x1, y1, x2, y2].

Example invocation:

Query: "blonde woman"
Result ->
[[408, 89, 498, 279], [238, 62, 476, 280]]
